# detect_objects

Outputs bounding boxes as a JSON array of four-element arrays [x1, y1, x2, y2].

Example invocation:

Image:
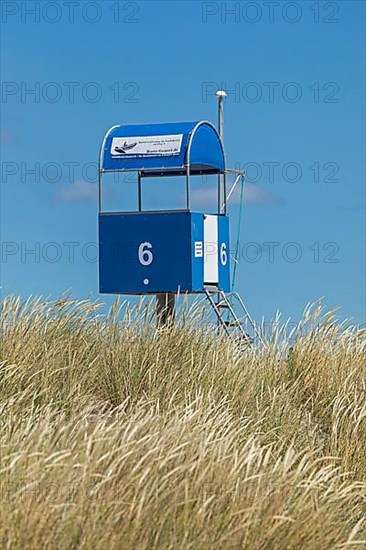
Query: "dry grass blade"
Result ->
[[1, 296, 365, 549]]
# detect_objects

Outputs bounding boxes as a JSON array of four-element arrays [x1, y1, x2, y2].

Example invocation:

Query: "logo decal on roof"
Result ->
[[114, 141, 138, 154], [110, 134, 183, 158]]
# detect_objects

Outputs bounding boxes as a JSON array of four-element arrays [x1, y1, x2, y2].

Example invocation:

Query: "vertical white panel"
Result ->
[[204, 215, 218, 284]]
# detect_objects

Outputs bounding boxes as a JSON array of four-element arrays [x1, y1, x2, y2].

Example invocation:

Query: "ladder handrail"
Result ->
[[204, 289, 231, 337], [218, 290, 251, 342], [229, 292, 264, 344], [204, 289, 252, 344]]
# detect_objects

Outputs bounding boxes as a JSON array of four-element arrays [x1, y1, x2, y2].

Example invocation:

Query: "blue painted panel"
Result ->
[[99, 211, 230, 295], [190, 213, 204, 291], [189, 123, 225, 173], [99, 212, 193, 294], [218, 215, 230, 292]]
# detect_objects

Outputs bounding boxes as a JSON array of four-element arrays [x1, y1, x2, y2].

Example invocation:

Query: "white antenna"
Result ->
[[215, 89, 227, 140]]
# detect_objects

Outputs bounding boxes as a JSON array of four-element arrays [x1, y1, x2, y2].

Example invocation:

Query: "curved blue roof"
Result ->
[[99, 121, 225, 177]]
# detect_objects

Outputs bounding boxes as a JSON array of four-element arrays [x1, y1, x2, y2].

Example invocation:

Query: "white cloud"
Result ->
[[190, 181, 284, 208], [53, 180, 98, 204]]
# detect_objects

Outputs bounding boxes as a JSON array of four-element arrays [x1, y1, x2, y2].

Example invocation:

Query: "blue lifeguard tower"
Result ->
[[98, 93, 259, 340]]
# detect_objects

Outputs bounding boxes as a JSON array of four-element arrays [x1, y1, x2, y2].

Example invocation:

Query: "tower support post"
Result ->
[[156, 293, 175, 327]]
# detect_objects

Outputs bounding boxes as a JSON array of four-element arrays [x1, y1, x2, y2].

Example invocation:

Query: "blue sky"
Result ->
[[1, 0, 365, 325]]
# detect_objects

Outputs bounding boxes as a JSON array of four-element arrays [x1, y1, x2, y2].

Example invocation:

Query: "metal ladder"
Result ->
[[204, 287, 263, 345]]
